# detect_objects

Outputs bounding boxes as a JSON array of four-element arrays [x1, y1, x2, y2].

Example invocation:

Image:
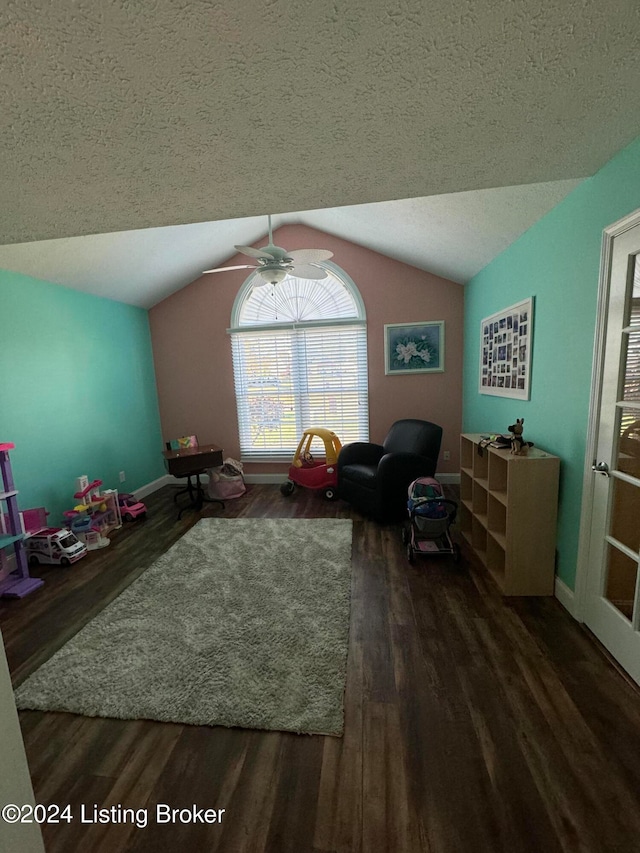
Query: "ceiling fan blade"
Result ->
[[290, 264, 328, 280], [287, 249, 333, 263], [234, 244, 277, 260], [203, 264, 257, 274]]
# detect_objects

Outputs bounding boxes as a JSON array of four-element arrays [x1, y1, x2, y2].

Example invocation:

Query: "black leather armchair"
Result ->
[[337, 419, 443, 521]]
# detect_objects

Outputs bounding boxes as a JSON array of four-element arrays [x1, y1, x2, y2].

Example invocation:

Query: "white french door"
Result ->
[[583, 215, 640, 685]]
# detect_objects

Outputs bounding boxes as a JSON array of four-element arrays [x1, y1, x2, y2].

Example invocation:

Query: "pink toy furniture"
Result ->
[[63, 475, 122, 549]]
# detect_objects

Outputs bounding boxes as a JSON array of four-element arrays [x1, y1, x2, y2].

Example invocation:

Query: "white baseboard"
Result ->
[[243, 472, 461, 486], [133, 474, 172, 498], [138, 471, 460, 490], [437, 473, 460, 484], [133, 472, 284, 492], [554, 576, 579, 620]]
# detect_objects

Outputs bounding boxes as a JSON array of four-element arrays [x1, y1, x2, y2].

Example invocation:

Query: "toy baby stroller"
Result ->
[[402, 476, 459, 562]]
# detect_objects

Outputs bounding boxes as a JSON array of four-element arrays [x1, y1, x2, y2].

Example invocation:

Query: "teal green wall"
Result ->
[[463, 135, 640, 590], [0, 271, 165, 525]]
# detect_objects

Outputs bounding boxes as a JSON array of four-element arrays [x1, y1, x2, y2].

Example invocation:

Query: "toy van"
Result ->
[[25, 527, 87, 566]]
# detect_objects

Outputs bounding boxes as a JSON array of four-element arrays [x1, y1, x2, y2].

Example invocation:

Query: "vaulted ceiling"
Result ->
[[1, 0, 638, 306]]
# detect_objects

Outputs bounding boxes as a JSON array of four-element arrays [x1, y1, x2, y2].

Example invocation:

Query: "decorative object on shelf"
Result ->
[[0, 442, 44, 598], [384, 321, 445, 375], [459, 433, 559, 596], [508, 418, 532, 455], [167, 435, 198, 451], [478, 434, 511, 453], [479, 297, 534, 399]]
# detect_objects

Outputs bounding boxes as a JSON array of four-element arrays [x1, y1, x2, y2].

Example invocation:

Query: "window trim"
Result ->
[[228, 260, 367, 331], [228, 261, 369, 463]]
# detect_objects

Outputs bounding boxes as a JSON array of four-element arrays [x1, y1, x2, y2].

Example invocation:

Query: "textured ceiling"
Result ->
[[2, 0, 640, 247], [0, 179, 582, 307], [0, 0, 640, 244]]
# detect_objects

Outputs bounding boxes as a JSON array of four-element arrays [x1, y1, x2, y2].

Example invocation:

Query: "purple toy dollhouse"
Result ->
[[0, 443, 44, 598]]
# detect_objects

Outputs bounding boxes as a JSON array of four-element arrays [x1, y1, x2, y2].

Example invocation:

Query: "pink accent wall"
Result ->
[[149, 224, 464, 475]]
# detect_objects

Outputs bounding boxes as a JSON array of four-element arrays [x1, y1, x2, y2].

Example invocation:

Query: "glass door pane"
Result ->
[[621, 329, 640, 401], [605, 255, 640, 623], [604, 544, 637, 621], [609, 476, 640, 554], [616, 407, 640, 477]]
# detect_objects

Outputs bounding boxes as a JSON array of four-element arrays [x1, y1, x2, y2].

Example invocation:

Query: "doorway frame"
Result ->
[[574, 207, 640, 621]]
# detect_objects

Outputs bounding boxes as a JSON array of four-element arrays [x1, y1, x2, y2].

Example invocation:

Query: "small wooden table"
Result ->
[[162, 443, 224, 517]]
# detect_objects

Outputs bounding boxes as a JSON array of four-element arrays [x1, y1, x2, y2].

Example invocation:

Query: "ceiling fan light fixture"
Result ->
[[258, 266, 287, 284]]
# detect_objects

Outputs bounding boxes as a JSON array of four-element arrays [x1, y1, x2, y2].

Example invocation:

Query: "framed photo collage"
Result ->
[[479, 297, 534, 400]]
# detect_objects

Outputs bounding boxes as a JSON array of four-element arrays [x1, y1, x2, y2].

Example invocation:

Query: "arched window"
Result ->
[[228, 262, 369, 460]]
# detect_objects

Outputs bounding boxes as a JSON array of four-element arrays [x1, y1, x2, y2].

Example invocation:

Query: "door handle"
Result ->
[[592, 461, 610, 477]]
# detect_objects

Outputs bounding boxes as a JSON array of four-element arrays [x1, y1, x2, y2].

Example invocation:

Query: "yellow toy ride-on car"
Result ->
[[280, 427, 342, 501]]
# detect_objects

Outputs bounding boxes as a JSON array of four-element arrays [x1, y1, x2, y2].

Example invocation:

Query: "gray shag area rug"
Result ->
[[15, 518, 353, 736]]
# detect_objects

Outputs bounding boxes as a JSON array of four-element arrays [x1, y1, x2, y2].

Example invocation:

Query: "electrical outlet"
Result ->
[[119, 471, 126, 483], [443, 450, 451, 461]]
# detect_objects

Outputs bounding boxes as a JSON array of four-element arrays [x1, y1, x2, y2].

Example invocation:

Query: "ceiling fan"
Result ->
[[203, 215, 333, 286]]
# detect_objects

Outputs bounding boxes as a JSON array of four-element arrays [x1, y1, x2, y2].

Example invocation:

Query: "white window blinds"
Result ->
[[229, 270, 369, 460]]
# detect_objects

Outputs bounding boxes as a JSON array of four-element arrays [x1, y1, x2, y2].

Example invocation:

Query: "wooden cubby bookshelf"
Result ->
[[459, 433, 560, 596]]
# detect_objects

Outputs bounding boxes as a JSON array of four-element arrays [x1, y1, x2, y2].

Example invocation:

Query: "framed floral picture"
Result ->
[[384, 321, 445, 374], [479, 297, 534, 399]]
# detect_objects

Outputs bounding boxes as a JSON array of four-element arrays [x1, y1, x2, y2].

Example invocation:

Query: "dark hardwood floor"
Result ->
[[2, 484, 640, 853]]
